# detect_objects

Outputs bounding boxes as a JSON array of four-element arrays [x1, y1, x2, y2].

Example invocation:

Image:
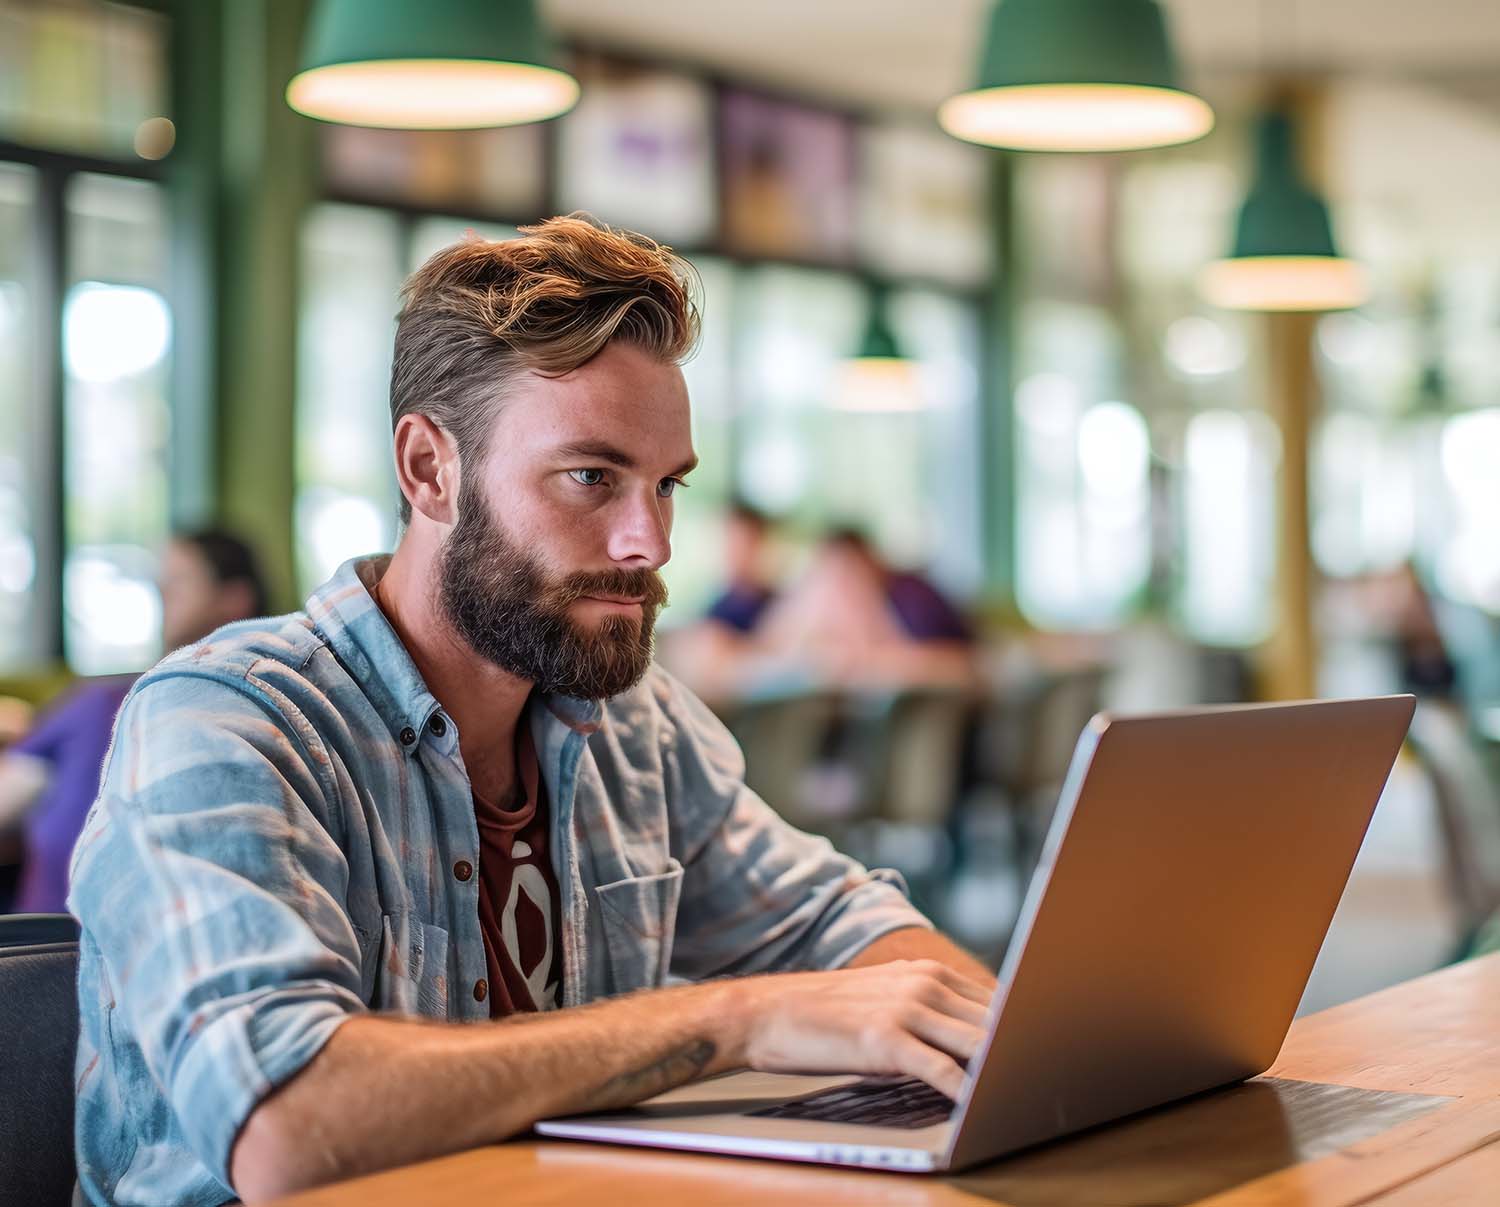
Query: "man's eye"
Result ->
[[569, 469, 606, 487], [657, 478, 686, 498]]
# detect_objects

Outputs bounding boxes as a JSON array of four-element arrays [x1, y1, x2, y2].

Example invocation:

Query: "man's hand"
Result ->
[[729, 959, 992, 1099], [231, 958, 995, 1201]]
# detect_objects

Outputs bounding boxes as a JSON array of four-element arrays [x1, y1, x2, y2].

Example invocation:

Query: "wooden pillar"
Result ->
[[1261, 310, 1319, 700]]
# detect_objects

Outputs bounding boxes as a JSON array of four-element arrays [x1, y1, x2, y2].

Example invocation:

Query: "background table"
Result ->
[[268, 953, 1500, 1207]]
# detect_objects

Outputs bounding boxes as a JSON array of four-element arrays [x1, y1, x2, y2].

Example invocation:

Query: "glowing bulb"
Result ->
[[939, 84, 1213, 153], [1199, 256, 1370, 312], [286, 60, 578, 129]]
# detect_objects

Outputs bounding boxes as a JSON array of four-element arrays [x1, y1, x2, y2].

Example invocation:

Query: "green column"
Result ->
[[980, 152, 1018, 607], [211, 0, 315, 612], [165, 0, 221, 530]]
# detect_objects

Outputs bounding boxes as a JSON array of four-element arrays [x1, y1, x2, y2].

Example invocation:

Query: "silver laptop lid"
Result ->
[[944, 695, 1415, 1171]]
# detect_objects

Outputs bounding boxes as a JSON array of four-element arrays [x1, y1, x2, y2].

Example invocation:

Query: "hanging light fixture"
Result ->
[[835, 289, 925, 413], [1200, 111, 1368, 312], [938, 0, 1214, 153], [287, 0, 579, 130]]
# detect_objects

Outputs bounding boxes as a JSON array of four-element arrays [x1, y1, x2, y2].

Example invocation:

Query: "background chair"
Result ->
[[0, 913, 82, 1207], [1403, 703, 1500, 956]]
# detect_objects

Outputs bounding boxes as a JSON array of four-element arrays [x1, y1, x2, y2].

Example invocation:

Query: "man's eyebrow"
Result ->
[[552, 441, 698, 478]]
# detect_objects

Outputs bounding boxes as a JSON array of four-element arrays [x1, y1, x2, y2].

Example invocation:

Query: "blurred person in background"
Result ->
[[661, 500, 782, 699], [753, 526, 978, 690], [703, 500, 780, 634], [0, 528, 267, 914]]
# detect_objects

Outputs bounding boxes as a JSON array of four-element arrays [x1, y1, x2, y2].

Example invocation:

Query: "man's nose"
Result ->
[[605, 491, 671, 569]]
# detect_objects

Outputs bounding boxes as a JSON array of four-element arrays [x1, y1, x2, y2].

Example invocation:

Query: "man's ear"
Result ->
[[394, 413, 461, 526]]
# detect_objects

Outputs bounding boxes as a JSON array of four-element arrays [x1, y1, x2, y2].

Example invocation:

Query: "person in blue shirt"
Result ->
[[69, 217, 993, 1206], [703, 500, 780, 634]]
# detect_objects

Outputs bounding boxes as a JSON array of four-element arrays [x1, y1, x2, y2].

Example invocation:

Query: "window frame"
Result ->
[[0, 136, 166, 670]]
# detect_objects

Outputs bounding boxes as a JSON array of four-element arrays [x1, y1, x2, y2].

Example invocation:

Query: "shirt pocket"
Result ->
[[594, 859, 684, 996], [358, 914, 450, 1017]]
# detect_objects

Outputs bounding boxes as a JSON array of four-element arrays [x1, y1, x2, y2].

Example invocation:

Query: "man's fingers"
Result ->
[[903, 1004, 985, 1065], [913, 960, 994, 1007], [923, 984, 989, 1031], [890, 1034, 967, 1101]]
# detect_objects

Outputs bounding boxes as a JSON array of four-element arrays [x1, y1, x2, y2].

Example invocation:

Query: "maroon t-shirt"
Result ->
[[473, 726, 563, 1015]]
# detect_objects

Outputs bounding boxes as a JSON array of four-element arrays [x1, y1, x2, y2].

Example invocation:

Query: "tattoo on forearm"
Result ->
[[590, 1040, 716, 1110]]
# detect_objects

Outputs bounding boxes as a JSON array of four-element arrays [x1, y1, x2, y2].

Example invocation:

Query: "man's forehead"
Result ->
[[502, 353, 695, 470]]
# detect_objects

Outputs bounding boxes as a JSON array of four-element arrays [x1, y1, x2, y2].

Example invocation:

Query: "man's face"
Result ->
[[438, 341, 695, 699]]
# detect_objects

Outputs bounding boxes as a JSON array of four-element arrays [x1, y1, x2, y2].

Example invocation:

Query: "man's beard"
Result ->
[[438, 481, 668, 700]]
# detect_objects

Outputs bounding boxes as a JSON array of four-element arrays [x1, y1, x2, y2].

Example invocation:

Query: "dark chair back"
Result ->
[[0, 913, 81, 1207]]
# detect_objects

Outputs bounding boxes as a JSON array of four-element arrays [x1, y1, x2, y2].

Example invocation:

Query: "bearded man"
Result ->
[[69, 216, 992, 1207]]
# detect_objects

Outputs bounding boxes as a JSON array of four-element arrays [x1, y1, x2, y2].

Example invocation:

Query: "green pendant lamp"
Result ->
[[939, 0, 1214, 153], [835, 289, 924, 413], [1200, 112, 1368, 311], [287, 0, 579, 129]]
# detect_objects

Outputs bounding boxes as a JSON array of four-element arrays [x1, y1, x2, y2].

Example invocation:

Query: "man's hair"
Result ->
[[173, 528, 270, 616], [389, 213, 701, 523]]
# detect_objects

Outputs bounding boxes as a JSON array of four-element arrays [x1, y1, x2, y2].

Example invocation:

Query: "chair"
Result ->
[[0, 913, 82, 1207], [830, 689, 977, 917], [1404, 703, 1500, 955], [718, 690, 847, 833]]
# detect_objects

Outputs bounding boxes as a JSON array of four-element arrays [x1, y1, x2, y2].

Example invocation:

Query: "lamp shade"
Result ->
[[836, 291, 925, 413], [287, 0, 579, 129], [1200, 112, 1369, 312], [938, 0, 1214, 152]]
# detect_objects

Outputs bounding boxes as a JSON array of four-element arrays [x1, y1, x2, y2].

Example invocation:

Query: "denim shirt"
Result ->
[[69, 556, 928, 1206]]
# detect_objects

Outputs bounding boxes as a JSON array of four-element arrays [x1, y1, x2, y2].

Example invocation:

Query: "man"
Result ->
[[0, 529, 266, 913], [70, 217, 992, 1207]]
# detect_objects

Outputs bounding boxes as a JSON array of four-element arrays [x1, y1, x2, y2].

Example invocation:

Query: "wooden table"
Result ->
[[270, 954, 1500, 1206]]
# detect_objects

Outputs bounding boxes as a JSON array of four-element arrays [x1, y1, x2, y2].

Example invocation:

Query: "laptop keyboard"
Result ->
[[749, 1076, 955, 1129]]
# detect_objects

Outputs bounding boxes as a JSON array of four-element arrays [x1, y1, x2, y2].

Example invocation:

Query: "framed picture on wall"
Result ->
[[720, 87, 856, 264], [857, 121, 992, 289], [555, 53, 716, 246], [320, 123, 546, 221]]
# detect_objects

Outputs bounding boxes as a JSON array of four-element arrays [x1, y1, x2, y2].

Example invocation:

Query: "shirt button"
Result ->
[[399, 726, 417, 747], [473, 978, 488, 1003], [429, 714, 447, 737], [453, 860, 473, 883]]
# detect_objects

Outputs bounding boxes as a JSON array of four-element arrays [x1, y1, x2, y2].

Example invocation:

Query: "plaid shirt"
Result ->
[[69, 556, 927, 1206]]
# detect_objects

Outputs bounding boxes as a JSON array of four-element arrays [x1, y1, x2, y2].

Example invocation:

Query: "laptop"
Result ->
[[537, 695, 1416, 1173]]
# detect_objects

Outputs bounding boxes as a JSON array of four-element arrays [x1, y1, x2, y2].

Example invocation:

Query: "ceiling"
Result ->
[[543, 0, 1500, 119]]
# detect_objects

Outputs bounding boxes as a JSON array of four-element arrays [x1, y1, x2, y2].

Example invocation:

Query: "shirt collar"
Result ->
[[306, 555, 603, 749]]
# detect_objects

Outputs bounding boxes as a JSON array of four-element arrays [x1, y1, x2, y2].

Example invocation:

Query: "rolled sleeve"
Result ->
[[69, 672, 367, 1185], [657, 674, 932, 980]]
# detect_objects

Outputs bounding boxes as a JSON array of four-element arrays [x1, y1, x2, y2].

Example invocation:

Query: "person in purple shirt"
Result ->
[[753, 526, 978, 690], [0, 529, 268, 913]]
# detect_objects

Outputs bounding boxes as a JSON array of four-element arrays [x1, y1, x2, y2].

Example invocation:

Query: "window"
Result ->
[[63, 172, 171, 673], [295, 205, 406, 591], [1014, 303, 1152, 629], [0, 0, 173, 673], [1175, 410, 1278, 645], [0, 163, 40, 670], [0, 0, 169, 161], [1435, 409, 1500, 611]]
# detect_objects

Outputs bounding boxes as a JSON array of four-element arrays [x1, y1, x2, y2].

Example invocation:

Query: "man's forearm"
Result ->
[[845, 925, 995, 985], [230, 980, 747, 1203]]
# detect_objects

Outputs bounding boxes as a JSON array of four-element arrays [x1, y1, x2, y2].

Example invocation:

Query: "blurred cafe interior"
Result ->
[[2, 0, 1500, 1019]]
